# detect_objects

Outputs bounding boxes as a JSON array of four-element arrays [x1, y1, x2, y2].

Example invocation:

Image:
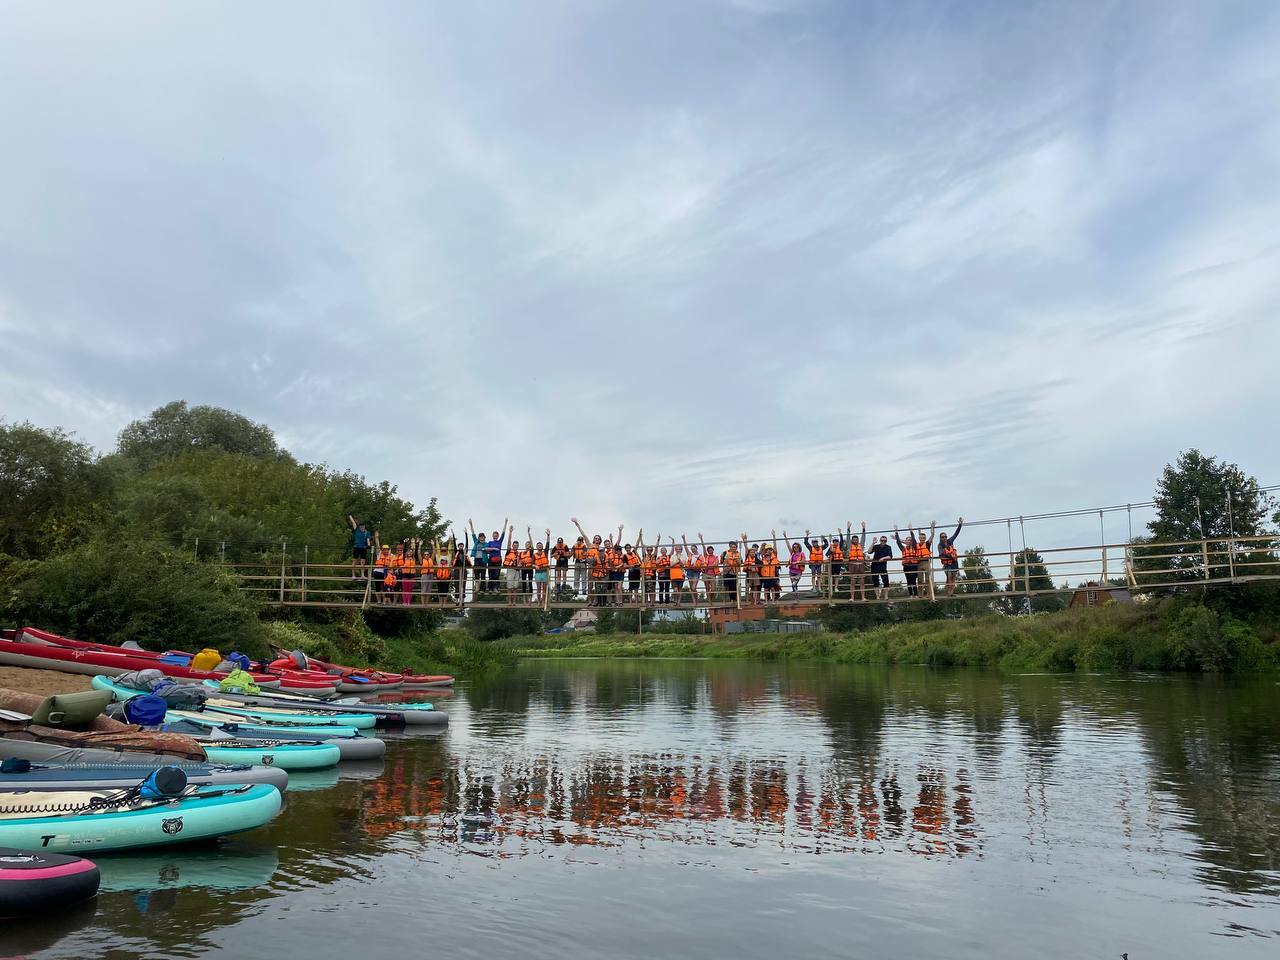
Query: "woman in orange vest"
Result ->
[[668, 538, 686, 604], [624, 541, 641, 602], [503, 535, 520, 603], [396, 541, 417, 607], [741, 537, 761, 606], [418, 541, 436, 604], [680, 535, 701, 603], [722, 539, 742, 604], [551, 536, 571, 596], [804, 531, 827, 593], [517, 533, 535, 599], [894, 525, 919, 597], [531, 527, 551, 606], [571, 535, 590, 598], [697, 535, 720, 604], [937, 518, 964, 596]]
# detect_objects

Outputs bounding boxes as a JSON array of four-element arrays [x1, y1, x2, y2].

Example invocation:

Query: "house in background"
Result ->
[[1068, 583, 1134, 608]]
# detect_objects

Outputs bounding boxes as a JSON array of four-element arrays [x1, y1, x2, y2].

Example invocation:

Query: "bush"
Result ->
[[0, 539, 268, 658], [259, 620, 338, 663]]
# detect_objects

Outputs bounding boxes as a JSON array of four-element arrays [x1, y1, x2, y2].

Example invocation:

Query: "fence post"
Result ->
[[194, 537, 199, 560], [1226, 492, 1237, 581], [1019, 516, 1030, 596], [302, 545, 308, 602], [279, 540, 288, 603], [220, 541, 226, 564]]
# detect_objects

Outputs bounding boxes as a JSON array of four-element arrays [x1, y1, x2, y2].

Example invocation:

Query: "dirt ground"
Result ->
[[0, 665, 94, 698]]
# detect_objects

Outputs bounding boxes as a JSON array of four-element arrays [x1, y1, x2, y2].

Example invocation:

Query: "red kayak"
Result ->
[[272, 653, 405, 693], [0, 628, 280, 688]]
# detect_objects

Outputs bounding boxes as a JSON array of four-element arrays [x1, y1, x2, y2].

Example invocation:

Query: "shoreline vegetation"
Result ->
[[497, 594, 1280, 673]]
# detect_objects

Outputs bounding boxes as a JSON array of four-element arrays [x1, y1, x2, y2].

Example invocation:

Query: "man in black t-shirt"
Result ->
[[868, 536, 894, 600]]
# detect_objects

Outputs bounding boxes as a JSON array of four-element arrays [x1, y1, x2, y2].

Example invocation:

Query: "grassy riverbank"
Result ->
[[499, 598, 1280, 672]]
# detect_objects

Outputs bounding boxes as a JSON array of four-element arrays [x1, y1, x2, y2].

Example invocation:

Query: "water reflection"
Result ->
[[21, 660, 1280, 960]]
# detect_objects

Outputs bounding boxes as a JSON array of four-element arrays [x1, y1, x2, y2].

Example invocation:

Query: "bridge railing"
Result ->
[[223, 533, 1280, 613]]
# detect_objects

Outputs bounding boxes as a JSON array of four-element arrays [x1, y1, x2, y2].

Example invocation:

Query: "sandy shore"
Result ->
[[0, 665, 95, 698]]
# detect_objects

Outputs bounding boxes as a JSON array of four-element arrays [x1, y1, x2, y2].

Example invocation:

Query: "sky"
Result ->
[[2, 0, 1278, 553]]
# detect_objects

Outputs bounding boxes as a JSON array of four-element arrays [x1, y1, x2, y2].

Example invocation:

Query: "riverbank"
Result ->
[[501, 599, 1280, 672], [0, 665, 94, 697]]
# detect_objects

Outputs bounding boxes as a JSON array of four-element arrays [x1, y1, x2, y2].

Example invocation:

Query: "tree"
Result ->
[[960, 547, 996, 593], [117, 401, 284, 467], [1140, 450, 1277, 583], [1001, 548, 1065, 613], [0, 421, 107, 559]]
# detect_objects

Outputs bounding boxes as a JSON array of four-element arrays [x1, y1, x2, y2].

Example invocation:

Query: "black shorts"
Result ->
[[353, 546, 368, 560], [762, 576, 779, 591], [556, 559, 569, 568], [609, 571, 624, 582]]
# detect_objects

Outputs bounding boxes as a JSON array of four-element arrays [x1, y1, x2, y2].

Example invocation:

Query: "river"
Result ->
[[10, 660, 1280, 958]]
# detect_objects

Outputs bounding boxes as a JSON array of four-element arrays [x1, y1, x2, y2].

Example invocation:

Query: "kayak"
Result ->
[[89, 675, 378, 728], [401, 675, 455, 690], [272, 653, 406, 692], [200, 682, 446, 726], [0, 847, 100, 918], [0, 783, 282, 852], [0, 759, 289, 792], [0, 628, 279, 688], [161, 710, 361, 740], [179, 738, 340, 771]]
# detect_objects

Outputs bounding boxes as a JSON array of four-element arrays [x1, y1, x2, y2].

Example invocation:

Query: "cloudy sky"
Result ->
[[2, 0, 1277, 550]]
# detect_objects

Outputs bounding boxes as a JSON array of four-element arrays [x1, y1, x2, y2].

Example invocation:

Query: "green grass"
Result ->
[[498, 598, 1280, 673]]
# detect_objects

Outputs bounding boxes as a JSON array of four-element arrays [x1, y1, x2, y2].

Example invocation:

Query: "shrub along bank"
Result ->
[[501, 591, 1280, 673]]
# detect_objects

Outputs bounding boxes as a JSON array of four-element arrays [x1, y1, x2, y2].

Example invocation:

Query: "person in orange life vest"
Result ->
[[624, 535, 642, 601], [397, 540, 418, 606], [570, 517, 608, 605], [937, 518, 964, 596], [637, 530, 658, 605], [655, 543, 672, 604], [827, 532, 845, 594], [551, 536, 571, 594], [697, 534, 720, 603], [759, 530, 782, 603], [668, 537, 687, 604], [452, 535, 471, 601], [502, 529, 521, 603], [914, 522, 937, 601], [530, 527, 551, 606], [782, 531, 805, 594], [370, 537, 391, 604], [803, 530, 827, 592], [517, 533, 535, 598], [894, 525, 920, 597], [681, 535, 702, 602], [721, 539, 742, 602], [739, 536, 761, 606], [571, 535, 590, 597], [840, 521, 869, 602], [418, 540, 436, 603]]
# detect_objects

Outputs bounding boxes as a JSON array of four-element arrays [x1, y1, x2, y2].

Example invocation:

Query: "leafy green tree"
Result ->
[[0, 421, 108, 559], [960, 546, 997, 593], [117, 401, 284, 467], [1138, 450, 1277, 583], [1000, 548, 1065, 613]]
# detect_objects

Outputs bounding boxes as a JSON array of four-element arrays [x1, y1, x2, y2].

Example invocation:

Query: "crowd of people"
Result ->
[[346, 514, 965, 607]]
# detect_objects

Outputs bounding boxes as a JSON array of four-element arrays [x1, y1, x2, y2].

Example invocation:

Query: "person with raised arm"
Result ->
[[827, 528, 845, 596], [914, 521, 938, 600], [551, 533, 571, 597], [481, 518, 508, 594], [532, 527, 551, 606], [348, 515, 372, 580], [625, 531, 643, 602], [783, 530, 804, 595], [697, 534, 719, 604], [722, 536, 742, 605], [804, 530, 825, 594], [502, 527, 520, 602], [937, 518, 964, 596], [467, 520, 487, 593], [610, 524, 626, 605], [868, 532, 893, 600], [571, 517, 599, 604], [519, 528, 535, 599], [682, 535, 702, 603], [845, 521, 868, 602], [759, 530, 781, 603], [668, 537, 687, 605], [571, 533, 590, 598], [641, 534, 658, 605], [894, 524, 919, 598], [416, 537, 433, 605], [742, 535, 761, 606]]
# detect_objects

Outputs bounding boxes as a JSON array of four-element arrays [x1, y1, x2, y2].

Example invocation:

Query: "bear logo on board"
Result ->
[[162, 817, 184, 835], [261, 756, 275, 765]]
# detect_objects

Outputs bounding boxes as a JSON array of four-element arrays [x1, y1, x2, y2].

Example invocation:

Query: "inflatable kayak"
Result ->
[[0, 758, 288, 792], [0, 782, 281, 852], [272, 652, 405, 692], [160, 710, 361, 740], [90, 676, 378, 728], [0, 847, 100, 918], [0, 628, 279, 688]]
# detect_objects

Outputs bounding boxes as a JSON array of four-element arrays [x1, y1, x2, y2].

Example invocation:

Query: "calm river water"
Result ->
[[9, 660, 1280, 959]]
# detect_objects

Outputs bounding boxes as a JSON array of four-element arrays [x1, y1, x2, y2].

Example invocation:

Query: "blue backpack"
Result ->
[[123, 694, 168, 726]]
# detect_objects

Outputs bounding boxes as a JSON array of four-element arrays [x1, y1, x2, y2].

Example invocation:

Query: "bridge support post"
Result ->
[[302, 545, 308, 602], [279, 541, 287, 603]]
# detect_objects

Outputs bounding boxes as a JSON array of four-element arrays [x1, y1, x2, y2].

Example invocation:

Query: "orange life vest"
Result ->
[[724, 548, 741, 572], [809, 546, 823, 564], [670, 557, 685, 580], [421, 556, 436, 577], [552, 544, 570, 561], [518, 549, 533, 568], [941, 543, 958, 563], [847, 541, 864, 561], [916, 542, 931, 561], [902, 544, 918, 564], [641, 556, 656, 576], [703, 552, 720, 575], [625, 551, 640, 567], [573, 543, 587, 561], [503, 549, 517, 568], [587, 546, 600, 563], [534, 552, 549, 570], [760, 554, 778, 578], [830, 543, 844, 562]]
